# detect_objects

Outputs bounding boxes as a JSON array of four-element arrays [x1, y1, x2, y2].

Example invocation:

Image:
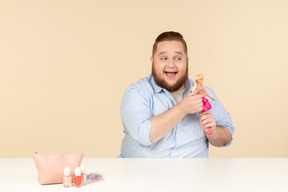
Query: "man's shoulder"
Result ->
[[126, 77, 154, 95], [129, 77, 151, 88]]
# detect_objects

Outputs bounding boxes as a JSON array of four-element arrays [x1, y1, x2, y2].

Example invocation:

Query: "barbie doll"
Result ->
[[192, 74, 215, 135]]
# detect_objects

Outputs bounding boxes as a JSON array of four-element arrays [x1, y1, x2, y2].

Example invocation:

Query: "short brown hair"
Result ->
[[152, 31, 188, 56]]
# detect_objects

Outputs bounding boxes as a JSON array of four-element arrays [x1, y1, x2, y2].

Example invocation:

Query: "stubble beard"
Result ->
[[152, 62, 188, 92]]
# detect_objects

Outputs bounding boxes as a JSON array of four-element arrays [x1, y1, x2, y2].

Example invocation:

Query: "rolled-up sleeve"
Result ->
[[121, 85, 153, 146], [208, 88, 235, 147]]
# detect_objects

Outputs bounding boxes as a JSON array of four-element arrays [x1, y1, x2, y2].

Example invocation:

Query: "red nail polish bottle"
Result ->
[[74, 167, 82, 187]]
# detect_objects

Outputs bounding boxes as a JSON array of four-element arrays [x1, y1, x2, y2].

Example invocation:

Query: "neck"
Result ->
[[171, 85, 185, 93], [178, 84, 186, 91], [197, 84, 203, 89]]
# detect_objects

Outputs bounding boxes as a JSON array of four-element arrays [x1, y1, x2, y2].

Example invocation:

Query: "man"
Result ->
[[119, 31, 234, 158]]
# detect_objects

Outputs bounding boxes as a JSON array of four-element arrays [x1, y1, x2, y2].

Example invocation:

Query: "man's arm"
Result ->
[[150, 90, 203, 143], [150, 104, 186, 143], [208, 126, 232, 147], [199, 111, 232, 147]]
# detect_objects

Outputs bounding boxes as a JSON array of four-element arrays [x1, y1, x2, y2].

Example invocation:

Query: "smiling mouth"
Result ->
[[165, 72, 177, 78]]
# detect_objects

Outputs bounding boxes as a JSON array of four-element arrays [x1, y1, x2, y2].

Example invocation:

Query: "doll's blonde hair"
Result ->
[[192, 74, 203, 92]]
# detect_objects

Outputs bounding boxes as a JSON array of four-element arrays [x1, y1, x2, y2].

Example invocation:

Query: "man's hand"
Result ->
[[179, 89, 203, 115], [150, 89, 203, 143], [199, 110, 216, 135]]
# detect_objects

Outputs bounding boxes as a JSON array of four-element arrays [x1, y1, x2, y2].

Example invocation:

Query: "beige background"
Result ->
[[0, 0, 287, 158]]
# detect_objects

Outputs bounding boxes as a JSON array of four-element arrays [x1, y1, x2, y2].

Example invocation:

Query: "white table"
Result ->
[[0, 158, 287, 192]]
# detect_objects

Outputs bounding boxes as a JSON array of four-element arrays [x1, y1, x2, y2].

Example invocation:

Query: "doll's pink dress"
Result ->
[[200, 89, 212, 112]]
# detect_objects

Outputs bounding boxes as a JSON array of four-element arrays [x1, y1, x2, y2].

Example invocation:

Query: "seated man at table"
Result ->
[[119, 31, 234, 158]]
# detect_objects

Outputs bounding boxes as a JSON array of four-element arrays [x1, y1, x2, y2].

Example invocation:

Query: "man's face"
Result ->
[[151, 40, 188, 92]]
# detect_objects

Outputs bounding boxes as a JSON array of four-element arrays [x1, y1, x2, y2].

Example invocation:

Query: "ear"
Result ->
[[150, 56, 153, 62]]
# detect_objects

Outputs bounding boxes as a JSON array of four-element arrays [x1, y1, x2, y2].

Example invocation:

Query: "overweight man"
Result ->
[[119, 31, 234, 158]]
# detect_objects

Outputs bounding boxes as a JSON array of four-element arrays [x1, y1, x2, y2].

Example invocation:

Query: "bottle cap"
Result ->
[[64, 167, 71, 177], [81, 165, 86, 174], [74, 167, 81, 176]]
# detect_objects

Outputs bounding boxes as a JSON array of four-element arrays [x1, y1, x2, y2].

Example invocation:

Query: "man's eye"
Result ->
[[176, 57, 182, 61], [161, 57, 167, 60]]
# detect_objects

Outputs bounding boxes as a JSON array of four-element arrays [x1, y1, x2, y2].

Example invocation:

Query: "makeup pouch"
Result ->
[[33, 151, 84, 185]]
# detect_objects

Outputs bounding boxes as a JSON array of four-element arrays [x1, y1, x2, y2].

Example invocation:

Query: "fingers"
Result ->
[[190, 88, 201, 96], [199, 112, 215, 128], [202, 121, 215, 128], [182, 90, 204, 114], [199, 114, 212, 124], [189, 92, 203, 101], [188, 91, 203, 105], [199, 111, 210, 117], [194, 96, 203, 112]]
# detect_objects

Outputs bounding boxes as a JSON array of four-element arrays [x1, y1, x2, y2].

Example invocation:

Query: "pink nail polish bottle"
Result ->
[[63, 167, 71, 187]]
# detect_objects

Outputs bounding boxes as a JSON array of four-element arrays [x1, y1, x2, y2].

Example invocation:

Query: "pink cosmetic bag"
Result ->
[[33, 151, 84, 185]]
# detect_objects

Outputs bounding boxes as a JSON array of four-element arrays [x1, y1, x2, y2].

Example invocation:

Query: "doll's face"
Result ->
[[197, 76, 203, 85]]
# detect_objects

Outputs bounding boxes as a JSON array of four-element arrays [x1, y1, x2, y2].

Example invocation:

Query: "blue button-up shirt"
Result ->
[[120, 75, 234, 158]]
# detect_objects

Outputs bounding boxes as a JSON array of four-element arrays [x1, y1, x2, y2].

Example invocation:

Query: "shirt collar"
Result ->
[[183, 78, 194, 97], [149, 74, 163, 93]]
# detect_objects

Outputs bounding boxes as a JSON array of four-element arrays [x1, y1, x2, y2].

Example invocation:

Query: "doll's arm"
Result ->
[[199, 89, 215, 101]]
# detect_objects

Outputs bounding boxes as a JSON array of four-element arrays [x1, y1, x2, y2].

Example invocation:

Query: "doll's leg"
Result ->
[[206, 128, 213, 136], [207, 94, 215, 101]]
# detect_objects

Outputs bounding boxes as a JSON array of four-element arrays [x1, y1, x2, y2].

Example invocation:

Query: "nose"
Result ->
[[167, 59, 176, 68]]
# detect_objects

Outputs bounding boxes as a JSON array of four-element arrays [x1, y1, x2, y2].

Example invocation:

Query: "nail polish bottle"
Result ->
[[63, 167, 71, 187], [74, 167, 82, 187], [81, 165, 87, 185]]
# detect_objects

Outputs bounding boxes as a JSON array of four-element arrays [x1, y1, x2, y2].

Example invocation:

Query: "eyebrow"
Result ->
[[158, 51, 167, 56], [175, 51, 183, 56], [157, 51, 184, 56]]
